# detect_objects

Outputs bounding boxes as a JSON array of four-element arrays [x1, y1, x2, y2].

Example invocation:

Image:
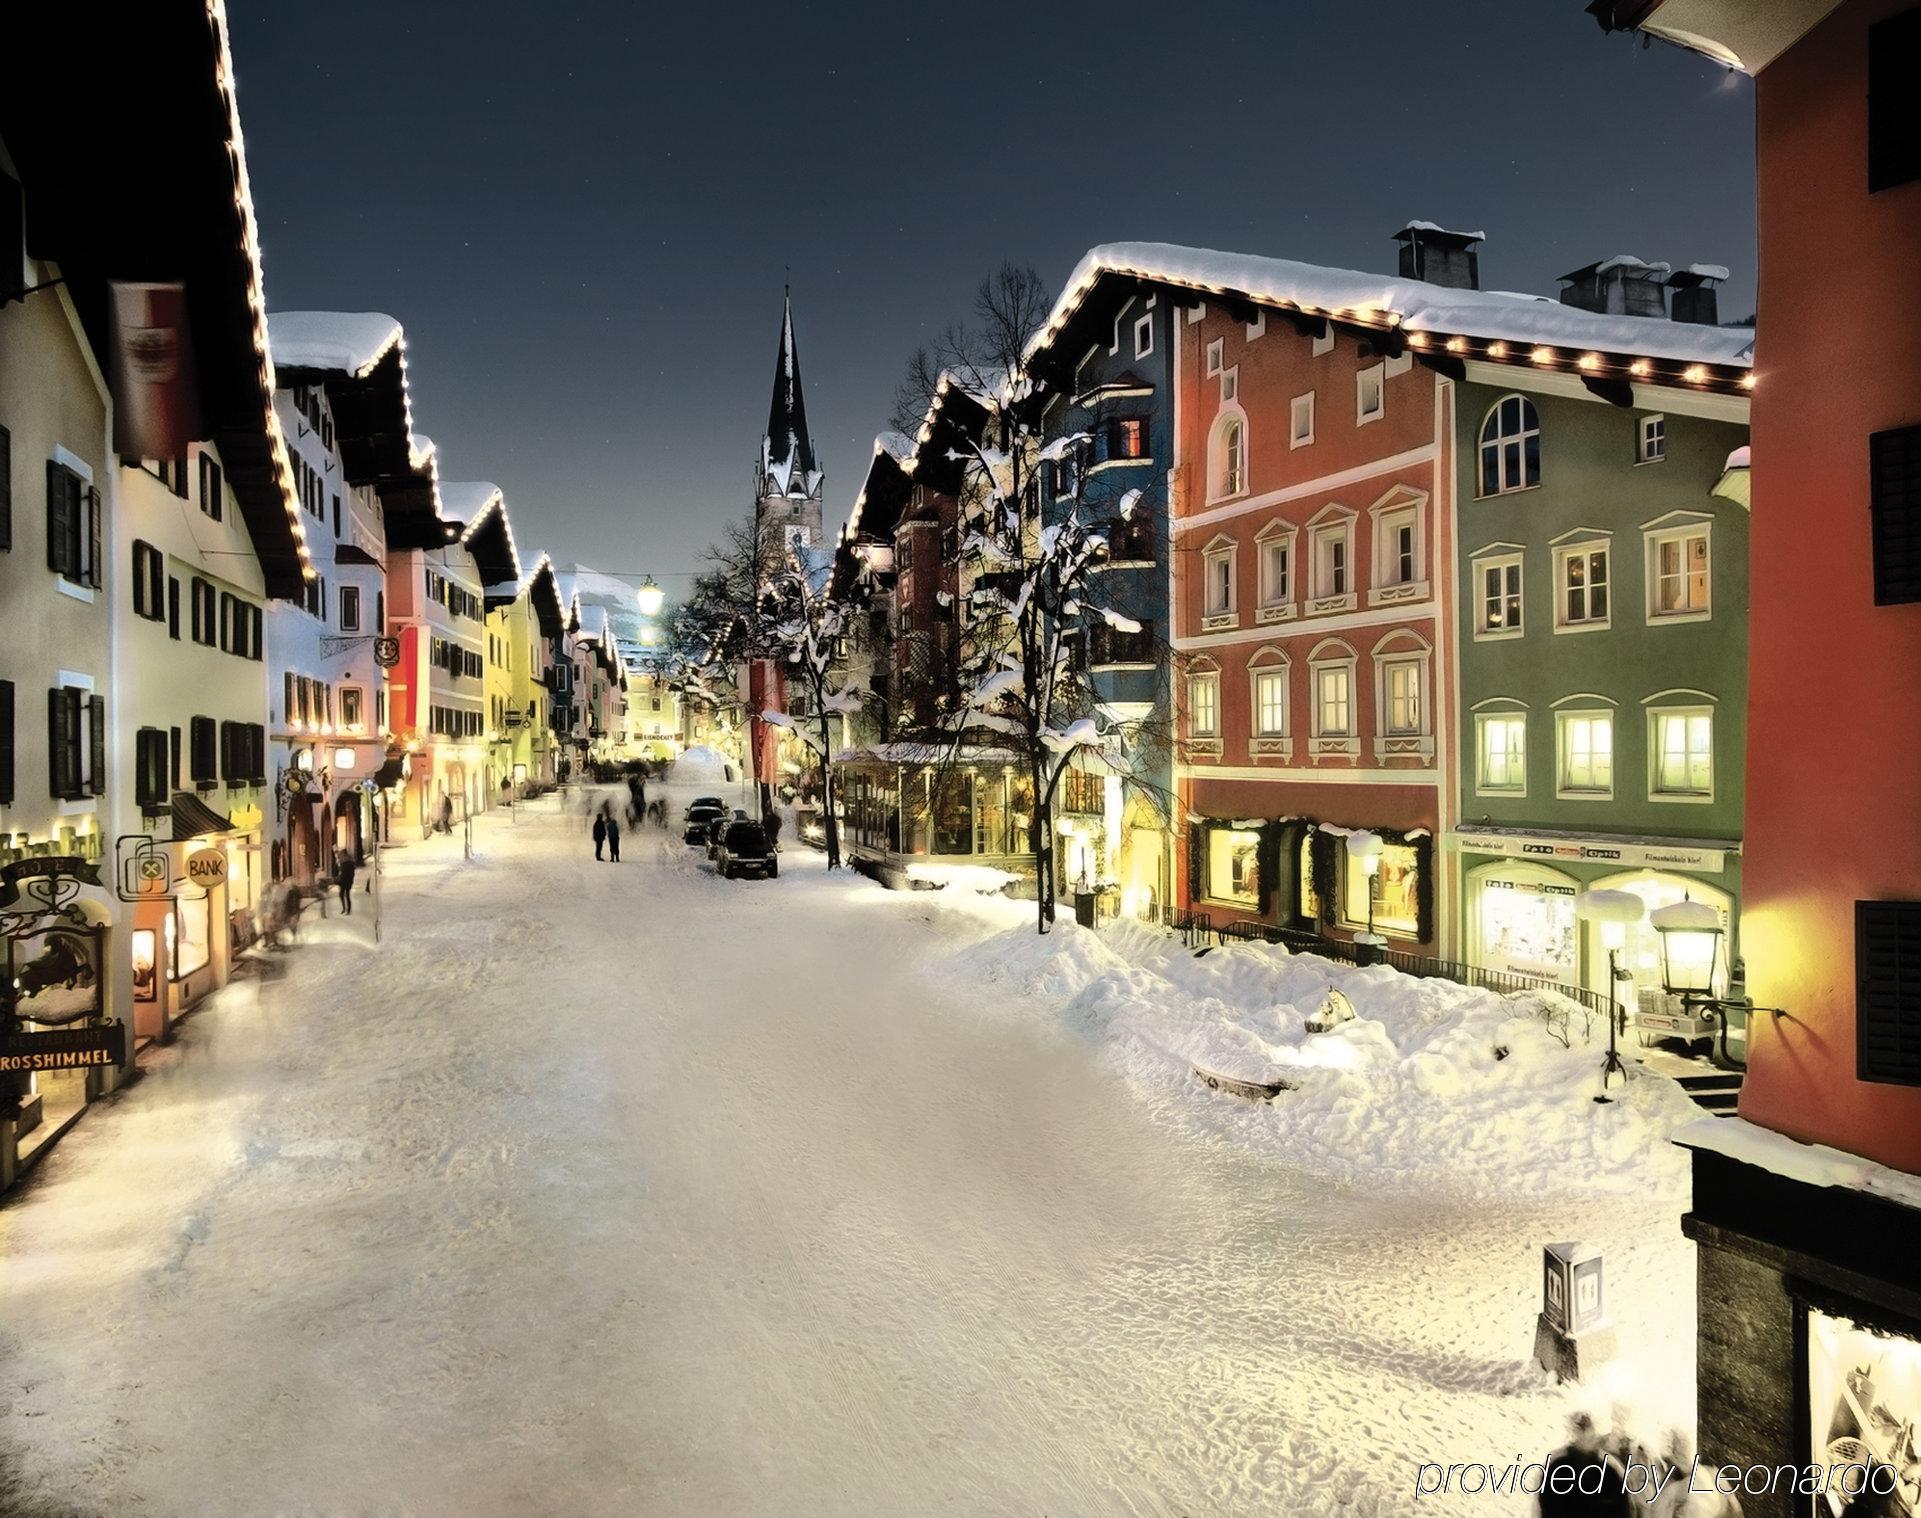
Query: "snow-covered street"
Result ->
[[2, 790, 1697, 1518]]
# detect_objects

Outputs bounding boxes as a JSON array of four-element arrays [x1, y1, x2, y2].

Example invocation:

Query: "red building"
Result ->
[[1593, 4, 1921, 1505], [1169, 277, 1453, 952]]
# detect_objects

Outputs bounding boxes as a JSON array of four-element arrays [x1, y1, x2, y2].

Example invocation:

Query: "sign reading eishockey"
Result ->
[[1414, 1454, 1906, 1505], [1453, 831, 1729, 874]]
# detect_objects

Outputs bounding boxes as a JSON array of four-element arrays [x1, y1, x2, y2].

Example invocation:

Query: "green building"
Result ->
[[1447, 364, 1749, 1033]]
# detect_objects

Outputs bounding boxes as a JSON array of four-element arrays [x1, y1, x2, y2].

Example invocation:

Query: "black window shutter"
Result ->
[[87, 485, 100, 588], [45, 460, 71, 575], [47, 687, 69, 798], [168, 577, 180, 639], [169, 726, 181, 791], [88, 693, 105, 795], [219, 720, 234, 783], [1859, 900, 1921, 1084], [1868, 9, 1921, 193], [0, 679, 13, 804], [0, 422, 12, 551], [1870, 424, 1921, 605]]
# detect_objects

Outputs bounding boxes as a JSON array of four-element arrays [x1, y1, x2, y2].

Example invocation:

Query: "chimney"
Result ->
[[1395, 221, 1484, 290], [1666, 264, 1726, 325], [1558, 256, 1670, 318]]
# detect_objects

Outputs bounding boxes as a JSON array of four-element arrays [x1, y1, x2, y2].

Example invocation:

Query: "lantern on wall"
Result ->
[[1650, 895, 1723, 996]]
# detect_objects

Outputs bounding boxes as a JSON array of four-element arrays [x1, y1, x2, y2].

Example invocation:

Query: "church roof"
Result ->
[[765, 288, 818, 480]]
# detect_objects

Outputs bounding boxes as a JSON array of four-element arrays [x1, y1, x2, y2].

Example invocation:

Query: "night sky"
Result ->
[[229, 1, 1754, 592]]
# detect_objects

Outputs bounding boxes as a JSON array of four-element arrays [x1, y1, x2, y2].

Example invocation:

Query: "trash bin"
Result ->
[[1074, 890, 1098, 929]]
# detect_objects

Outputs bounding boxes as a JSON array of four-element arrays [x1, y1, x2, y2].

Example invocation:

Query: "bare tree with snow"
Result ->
[[760, 549, 863, 870]]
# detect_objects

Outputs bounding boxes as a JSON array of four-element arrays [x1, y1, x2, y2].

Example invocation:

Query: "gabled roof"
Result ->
[[377, 432, 456, 552], [1030, 241, 1754, 390], [521, 554, 566, 639], [269, 311, 437, 517], [1, 0, 316, 597], [443, 482, 521, 597]]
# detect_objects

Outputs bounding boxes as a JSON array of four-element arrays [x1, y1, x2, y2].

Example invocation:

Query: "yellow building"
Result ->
[[486, 554, 567, 793]]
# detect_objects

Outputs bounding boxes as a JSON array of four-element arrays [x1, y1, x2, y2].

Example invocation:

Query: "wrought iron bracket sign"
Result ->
[[115, 835, 175, 903], [1, 856, 120, 1104]]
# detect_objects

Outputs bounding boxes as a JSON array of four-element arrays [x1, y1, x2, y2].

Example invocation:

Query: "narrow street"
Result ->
[[2, 794, 1684, 1517]]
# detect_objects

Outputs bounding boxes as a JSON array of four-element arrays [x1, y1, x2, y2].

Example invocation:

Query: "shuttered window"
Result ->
[[197, 452, 223, 522], [47, 686, 80, 799], [1871, 424, 1921, 605], [167, 577, 180, 639], [0, 421, 12, 551], [133, 540, 165, 619], [189, 715, 216, 786], [0, 679, 13, 804], [1859, 900, 1921, 1084], [135, 727, 169, 810], [1868, 8, 1921, 193], [88, 693, 105, 796]]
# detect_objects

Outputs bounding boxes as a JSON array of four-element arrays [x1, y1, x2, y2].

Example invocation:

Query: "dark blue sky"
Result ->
[[230, 1, 1754, 588]]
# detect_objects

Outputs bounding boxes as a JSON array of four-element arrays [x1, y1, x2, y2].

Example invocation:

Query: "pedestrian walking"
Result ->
[[439, 793, 454, 835], [1537, 1414, 1631, 1517], [592, 812, 606, 861], [335, 852, 357, 916], [606, 813, 621, 862]]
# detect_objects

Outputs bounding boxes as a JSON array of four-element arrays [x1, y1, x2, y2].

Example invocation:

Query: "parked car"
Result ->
[[713, 818, 778, 879], [706, 809, 746, 858], [683, 799, 725, 844]]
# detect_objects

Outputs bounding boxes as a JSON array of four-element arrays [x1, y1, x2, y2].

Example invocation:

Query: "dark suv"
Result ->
[[714, 819, 778, 879], [683, 798, 725, 844]]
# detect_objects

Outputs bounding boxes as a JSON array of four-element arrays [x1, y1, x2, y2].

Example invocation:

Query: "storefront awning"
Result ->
[[171, 792, 235, 842]]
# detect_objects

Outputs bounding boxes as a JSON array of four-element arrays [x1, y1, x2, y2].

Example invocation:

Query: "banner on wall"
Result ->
[[1453, 830, 1728, 874]]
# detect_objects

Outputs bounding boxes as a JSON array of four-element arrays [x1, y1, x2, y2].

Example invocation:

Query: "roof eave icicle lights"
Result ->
[[207, 0, 316, 582]]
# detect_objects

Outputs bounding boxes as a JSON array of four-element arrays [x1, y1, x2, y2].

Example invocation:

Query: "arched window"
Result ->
[[1479, 395, 1541, 495], [1210, 411, 1247, 500]]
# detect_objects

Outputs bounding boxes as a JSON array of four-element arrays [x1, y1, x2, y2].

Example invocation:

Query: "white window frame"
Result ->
[[1308, 641, 1359, 759], [1187, 669, 1221, 741], [1555, 707, 1616, 799], [1552, 535, 1613, 633], [1255, 519, 1297, 622], [1305, 506, 1356, 613], [1474, 710, 1528, 797], [1369, 489, 1427, 601], [1204, 338, 1224, 377], [1312, 327, 1334, 358], [1643, 515, 1713, 624], [1221, 366, 1239, 404], [1637, 413, 1667, 465], [1134, 312, 1154, 359], [1208, 408, 1248, 503], [1356, 362, 1386, 425], [1290, 391, 1315, 449], [1472, 546, 1525, 640], [1647, 703, 1715, 803], [1478, 394, 1542, 496], [1371, 633, 1434, 762], [1247, 650, 1291, 757], [1200, 534, 1238, 629]]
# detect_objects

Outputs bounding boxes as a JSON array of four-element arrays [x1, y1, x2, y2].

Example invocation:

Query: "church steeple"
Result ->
[[764, 287, 818, 486]]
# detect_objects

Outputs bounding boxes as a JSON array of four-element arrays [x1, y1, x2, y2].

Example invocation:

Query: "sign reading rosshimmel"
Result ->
[[1413, 1455, 1906, 1505]]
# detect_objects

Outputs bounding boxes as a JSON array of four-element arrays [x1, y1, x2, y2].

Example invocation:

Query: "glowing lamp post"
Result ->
[[636, 577, 665, 618], [1650, 896, 1723, 996], [460, 745, 482, 860], [1346, 830, 1385, 961], [1576, 888, 1644, 1098]]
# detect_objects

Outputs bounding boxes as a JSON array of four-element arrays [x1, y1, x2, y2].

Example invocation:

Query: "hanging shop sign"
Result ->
[[373, 636, 401, 669], [0, 855, 103, 906], [0, 1020, 127, 1073], [1453, 831, 1728, 874], [185, 849, 227, 891]]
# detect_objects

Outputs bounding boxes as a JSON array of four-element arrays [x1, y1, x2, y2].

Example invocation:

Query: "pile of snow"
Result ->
[[941, 918, 1699, 1201], [669, 745, 737, 785], [902, 862, 1019, 896]]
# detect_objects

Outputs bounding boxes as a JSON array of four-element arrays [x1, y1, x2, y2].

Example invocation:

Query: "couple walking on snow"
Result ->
[[592, 804, 621, 862]]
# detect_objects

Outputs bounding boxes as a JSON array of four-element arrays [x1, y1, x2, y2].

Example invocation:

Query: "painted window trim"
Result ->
[[1642, 517, 1713, 626], [1636, 413, 1667, 465], [1247, 650, 1291, 740], [1186, 669, 1222, 739], [1645, 703, 1716, 804], [1554, 706, 1617, 800], [1476, 394, 1543, 497], [1204, 338, 1224, 377], [1134, 311, 1155, 360], [1552, 536, 1614, 634], [1255, 518, 1297, 613], [1473, 708, 1529, 798], [1308, 639, 1359, 744], [1356, 362, 1387, 426], [1206, 406, 1250, 505], [1369, 495, 1426, 597], [1474, 548, 1526, 641], [1201, 533, 1239, 627]]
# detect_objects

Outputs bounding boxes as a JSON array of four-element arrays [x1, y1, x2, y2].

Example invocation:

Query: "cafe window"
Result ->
[[171, 891, 211, 979], [1806, 1305, 1921, 1505], [1206, 827, 1261, 906], [1344, 841, 1419, 937]]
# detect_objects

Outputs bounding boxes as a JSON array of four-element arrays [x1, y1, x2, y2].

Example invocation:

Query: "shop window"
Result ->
[[1808, 1306, 1921, 1504], [1475, 867, 1579, 982], [1476, 713, 1527, 795], [171, 893, 211, 980], [1206, 828, 1261, 906], [1344, 843, 1418, 937]]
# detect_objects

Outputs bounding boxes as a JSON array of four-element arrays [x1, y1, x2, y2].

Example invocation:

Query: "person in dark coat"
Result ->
[[605, 813, 621, 862], [335, 853, 358, 915], [1538, 1414, 1631, 1517], [592, 813, 606, 860], [439, 793, 454, 835]]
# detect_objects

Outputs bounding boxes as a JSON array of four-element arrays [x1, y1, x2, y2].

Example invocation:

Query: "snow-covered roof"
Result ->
[[1573, 254, 1672, 279], [267, 311, 404, 378], [1397, 220, 1485, 242], [877, 431, 917, 463], [440, 480, 502, 523], [1032, 241, 1754, 375], [445, 483, 522, 589], [1683, 263, 1731, 282], [1676, 1116, 1921, 1213]]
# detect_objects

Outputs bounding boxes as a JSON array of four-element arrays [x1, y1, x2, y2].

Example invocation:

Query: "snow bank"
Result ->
[[669, 745, 737, 785], [942, 919, 1699, 1201]]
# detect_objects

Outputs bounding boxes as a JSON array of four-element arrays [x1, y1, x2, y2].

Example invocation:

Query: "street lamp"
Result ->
[[1346, 830, 1385, 958], [1576, 887, 1645, 1097], [1650, 895, 1722, 995], [636, 577, 665, 617]]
